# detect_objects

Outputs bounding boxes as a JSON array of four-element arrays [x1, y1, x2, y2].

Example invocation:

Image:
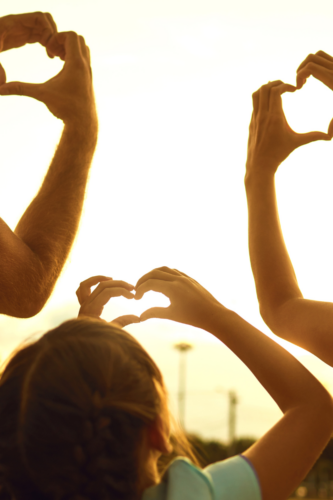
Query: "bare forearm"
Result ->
[[14, 117, 98, 310], [208, 305, 329, 413], [245, 171, 302, 326]]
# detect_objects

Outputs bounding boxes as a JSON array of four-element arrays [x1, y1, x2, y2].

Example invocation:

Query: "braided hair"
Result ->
[[0, 318, 174, 500]]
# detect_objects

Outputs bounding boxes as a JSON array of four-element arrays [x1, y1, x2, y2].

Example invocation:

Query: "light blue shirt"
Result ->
[[142, 455, 261, 500]]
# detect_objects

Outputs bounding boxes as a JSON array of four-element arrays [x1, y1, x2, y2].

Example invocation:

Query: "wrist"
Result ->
[[244, 166, 276, 190], [197, 303, 231, 333], [64, 108, 98, 129], [245, 156, 280, 182], [64, 110, 98, 145]]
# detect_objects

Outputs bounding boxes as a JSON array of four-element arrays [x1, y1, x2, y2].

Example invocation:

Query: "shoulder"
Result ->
[[205, 455, 262, 500], [142, 455, 261, 500]]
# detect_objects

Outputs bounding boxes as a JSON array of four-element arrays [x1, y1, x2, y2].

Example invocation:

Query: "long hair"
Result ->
[[0, 318, 198, 500]]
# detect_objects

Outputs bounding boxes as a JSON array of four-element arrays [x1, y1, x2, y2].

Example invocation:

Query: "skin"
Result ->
[[0, 13, 98, 318], [78, 267, 333, 500], [245, 52, 333, 366]]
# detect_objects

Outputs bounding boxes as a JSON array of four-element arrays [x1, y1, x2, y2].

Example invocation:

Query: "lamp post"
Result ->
[[228, 390, 238, 456], [216, 386, 238, 453], [174, 342, 193, 429]]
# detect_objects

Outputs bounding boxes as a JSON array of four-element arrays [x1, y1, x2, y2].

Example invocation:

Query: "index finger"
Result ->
[[21, 12, 56, 47], [53, 31, 83, 61], [135, 279, 173, 300], [76, 275, 112, 305], [135, 269, 177, 290], [89, 280, 135, 302], [269, 83, 297, 112], [44, 12, 57, 33], [258, 80, 283, 115], [46, 33, 66, 59], [296, 62, 332, 90], [297, 52, 333, 73]]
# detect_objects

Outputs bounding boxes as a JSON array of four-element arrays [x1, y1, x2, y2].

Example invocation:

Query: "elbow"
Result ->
[[19, 298, 46, 318], [259, 298, 302, 341], [1, 276, 50, 318], [259, 303, 285, 336], [18, 281, 51, 317], [6, 294, 46, 319], [0, 253, 56, 318]]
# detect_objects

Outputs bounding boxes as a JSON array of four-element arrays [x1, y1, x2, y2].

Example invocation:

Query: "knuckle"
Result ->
[[271, 86, 279, 93], [66, 31, 78, 39], [74, 57, 85, 67]]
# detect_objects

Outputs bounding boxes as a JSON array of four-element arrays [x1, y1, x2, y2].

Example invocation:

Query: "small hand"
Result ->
[[246, 80, 332, 175], [0, 12, 57, 55], [0, 31, 95, 125], [297, 51, 333, 91], [135, 266, 222, 329], [77, 276, 138, 324]]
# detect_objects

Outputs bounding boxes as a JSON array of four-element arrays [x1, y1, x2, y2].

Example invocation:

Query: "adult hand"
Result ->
[[0, 31, 95, 124], [297, 51, 333, 91], [0, 12, 59, 57], [77, 276, 140, 328], [246, 80, 332, 175], [135, 266, 222, 330]]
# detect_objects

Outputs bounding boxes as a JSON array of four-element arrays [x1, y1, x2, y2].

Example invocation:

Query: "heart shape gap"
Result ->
[[283, 79, 333, 134], [103, 291, 170, 322]]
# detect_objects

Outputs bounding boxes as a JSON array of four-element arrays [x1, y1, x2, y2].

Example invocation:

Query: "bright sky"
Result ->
[[1, 0, 333, 440]]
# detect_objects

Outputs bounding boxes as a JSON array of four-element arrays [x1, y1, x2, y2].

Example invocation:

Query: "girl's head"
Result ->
[[0, 318, 177, 500]]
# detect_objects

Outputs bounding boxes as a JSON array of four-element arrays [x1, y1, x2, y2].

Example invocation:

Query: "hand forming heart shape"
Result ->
[[0, 13, 57, 55], [76, 267, 223, 332], [246, 50, 333, 177], [77, 276, 141, 328], [0, 12, 95, 126]]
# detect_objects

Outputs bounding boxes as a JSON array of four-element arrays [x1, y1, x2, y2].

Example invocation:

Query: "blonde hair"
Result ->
[[0, 318, 198, 500]]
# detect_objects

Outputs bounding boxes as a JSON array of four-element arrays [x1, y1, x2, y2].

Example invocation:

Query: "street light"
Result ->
[[216, 386, 238, 453], [174, 342, 193, 429], [228, 390, 238, 456]]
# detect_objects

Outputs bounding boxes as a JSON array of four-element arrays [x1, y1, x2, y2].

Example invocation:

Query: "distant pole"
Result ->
[[174, 342, 193, 429], [228, 390, 238, 455]]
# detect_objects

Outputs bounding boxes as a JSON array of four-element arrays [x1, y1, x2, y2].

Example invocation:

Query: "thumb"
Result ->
[[328, 118, 333, 138], [0, 81, 41, 100], [297, 130, 332, 146], [0, 64, 6, 86], [140, 307, 170, 322], [110, 315, 141, 329]]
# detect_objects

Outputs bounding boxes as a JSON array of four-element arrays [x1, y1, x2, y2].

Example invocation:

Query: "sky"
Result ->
[[1, 0, 333, 441]]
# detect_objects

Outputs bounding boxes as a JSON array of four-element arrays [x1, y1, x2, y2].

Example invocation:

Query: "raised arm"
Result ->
[[0, 28, 97, 317], [134, 266, 333, 500], [245, 79, 333, 365]]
